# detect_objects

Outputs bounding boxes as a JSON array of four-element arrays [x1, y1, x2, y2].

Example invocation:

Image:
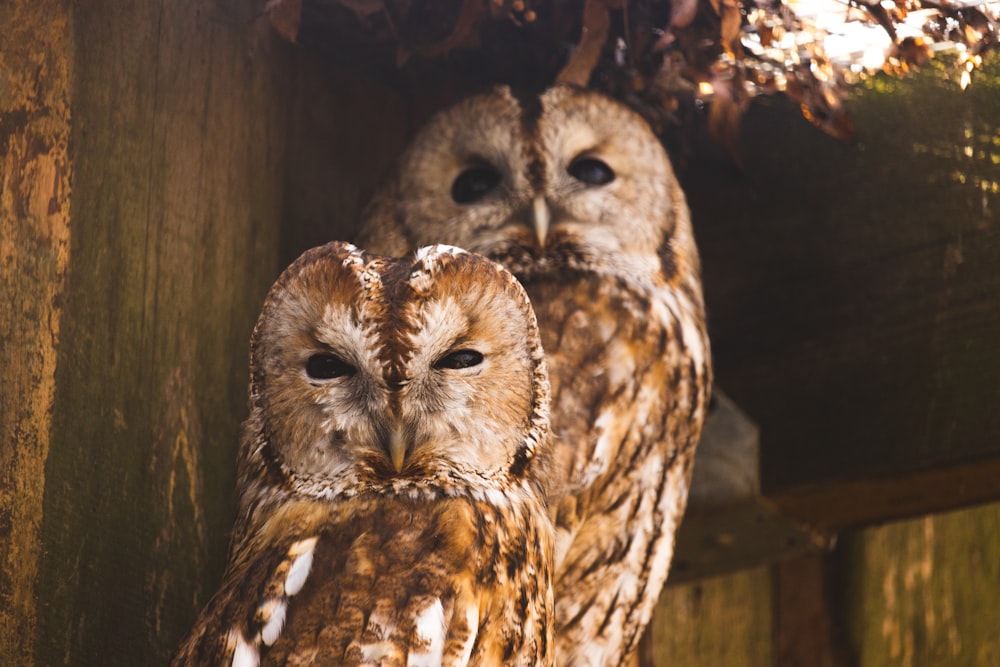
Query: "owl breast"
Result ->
[[261, 493, 554, 667]]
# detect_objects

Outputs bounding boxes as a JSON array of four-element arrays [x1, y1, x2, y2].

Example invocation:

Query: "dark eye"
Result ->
[[305, 354, 355, 380], [434, 349, 484, 370], [568, 157, 615, 186], [451, 166, 502, 204]]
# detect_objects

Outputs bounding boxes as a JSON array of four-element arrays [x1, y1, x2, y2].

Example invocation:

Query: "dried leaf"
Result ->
[[670, 0, 700, 29], [410, 0, 485, 59], [891, 36, 932, 68], [717, 0, 743, 55], [852, 0, 898, 40], [337, 0, 386, 18], [706, 72, 750, 162], [264, 0, 302, 42], [556, 0, 610, 87]]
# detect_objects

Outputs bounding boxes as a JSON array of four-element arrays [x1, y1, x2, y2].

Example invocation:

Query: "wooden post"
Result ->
[[0, 2, 72, 662]]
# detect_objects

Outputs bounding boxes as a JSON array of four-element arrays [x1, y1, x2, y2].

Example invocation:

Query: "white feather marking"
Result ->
[[580, 410, 615, 483], [405, 297, 468, 374], [680, 315, 707, 368], [407, 599, 446, 667], [285, 537, 318, 596], [360, 642, 396, 663], [230, 631, 260, 667], [260, 599, 287, 647], [456, 603, 479, 666], [318, 303, 382, 384], [415, 244, 466, 262], [356, 608, 397, 662], [484, 487, 506, 507]]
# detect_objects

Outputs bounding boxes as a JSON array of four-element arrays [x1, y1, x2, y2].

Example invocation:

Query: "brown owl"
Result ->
[[357, 86, 712, 666], [172, 242, 555, 666]]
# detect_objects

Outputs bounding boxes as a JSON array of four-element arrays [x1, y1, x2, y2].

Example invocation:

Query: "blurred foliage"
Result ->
[[263, 0, 1000, 151]]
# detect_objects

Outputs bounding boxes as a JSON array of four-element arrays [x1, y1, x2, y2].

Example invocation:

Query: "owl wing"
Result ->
[[525, 274, 709, 664], [170, 500, 330, 666], [172, 498, 485, 667]]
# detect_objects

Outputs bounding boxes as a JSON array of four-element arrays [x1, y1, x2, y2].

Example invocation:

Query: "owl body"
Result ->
[[358, 86, 711, 665], [173, 242, 554, 666]]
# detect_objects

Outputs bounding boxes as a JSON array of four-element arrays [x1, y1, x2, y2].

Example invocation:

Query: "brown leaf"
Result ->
[[852, 0, 897, 40], [892, 36, 932, 67], [717, 0, 744, 55], [264, 0, 303, 42], [556, 0, 611, 87], [706, 73, 750, 162], [411, 0, 486, 59], [670, 0, 700, 29]]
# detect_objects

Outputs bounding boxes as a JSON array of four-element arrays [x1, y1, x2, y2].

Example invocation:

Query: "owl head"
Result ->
[[244, 242, 550, 504], [360, 85, 697, 285]]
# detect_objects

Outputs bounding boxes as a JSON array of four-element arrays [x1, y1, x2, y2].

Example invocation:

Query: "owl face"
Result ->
[[249, 242, 549, 496], [371, 86, 675, 275]]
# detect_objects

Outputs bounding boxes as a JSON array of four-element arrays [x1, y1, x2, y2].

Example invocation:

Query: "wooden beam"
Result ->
[[773, 552, 853, 667], [768, 454, 1000, 532]]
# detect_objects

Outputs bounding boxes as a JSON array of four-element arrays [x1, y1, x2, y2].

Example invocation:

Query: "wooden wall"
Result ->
[[1, 1, 404, 663], [3, 1, 999, 664]]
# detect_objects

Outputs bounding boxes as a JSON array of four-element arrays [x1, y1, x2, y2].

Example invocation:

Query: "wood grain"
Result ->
[[0, 1, 72, 662], [30, 3, 295, 662], [845, 503, 1000, 666], [647, 566, 773, 666]]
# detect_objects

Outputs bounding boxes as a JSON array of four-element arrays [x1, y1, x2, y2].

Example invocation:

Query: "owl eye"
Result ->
[[434, 349, 484, 370], [568, 157, 615, 186], [305, 354, 355, 380], [451, 166, 502, 204]]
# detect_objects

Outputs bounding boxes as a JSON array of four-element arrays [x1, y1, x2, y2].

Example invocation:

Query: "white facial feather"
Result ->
[[404, 297, 470, 377]]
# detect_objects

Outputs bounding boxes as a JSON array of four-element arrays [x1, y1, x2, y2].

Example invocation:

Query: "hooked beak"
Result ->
[[532, 196, 550, 249], [387, 427, 407, 473]]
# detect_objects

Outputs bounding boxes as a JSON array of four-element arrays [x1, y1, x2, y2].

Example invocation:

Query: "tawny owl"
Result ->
[[357, 85, 712, 666], [172, 241, 555, 666]]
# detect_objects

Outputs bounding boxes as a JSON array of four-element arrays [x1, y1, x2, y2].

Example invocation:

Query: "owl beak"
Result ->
[[387, 427, 407, 473], [532, 196, 550, 248]]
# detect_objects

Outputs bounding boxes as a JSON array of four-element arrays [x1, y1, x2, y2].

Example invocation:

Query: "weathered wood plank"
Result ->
[[27, 2, 298, 663], [646, 567, 773, 666], [844, 502, 1000, 666], [774, 552, 853, 667], [0, 1, 73, 662]]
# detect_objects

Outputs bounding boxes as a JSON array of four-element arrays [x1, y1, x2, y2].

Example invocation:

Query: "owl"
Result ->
[[357, 85, 712, 666], [172, 242, 555, 666]]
